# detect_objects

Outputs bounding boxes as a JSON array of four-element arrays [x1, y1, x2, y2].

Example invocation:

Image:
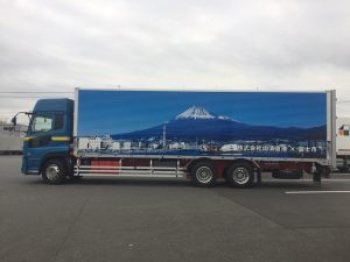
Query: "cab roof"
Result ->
[[33, 98, 74, 113]]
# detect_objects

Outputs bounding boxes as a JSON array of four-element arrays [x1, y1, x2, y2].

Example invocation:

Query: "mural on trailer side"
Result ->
[[77, 90, 327, 158]]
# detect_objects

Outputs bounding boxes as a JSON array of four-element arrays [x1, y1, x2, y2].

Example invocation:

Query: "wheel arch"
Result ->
[[186, 157, 213, 173]]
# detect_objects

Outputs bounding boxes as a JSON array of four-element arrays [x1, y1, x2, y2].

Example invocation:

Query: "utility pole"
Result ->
[[162, 122, 167, 147]]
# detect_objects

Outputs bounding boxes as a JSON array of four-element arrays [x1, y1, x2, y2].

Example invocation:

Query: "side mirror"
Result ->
[[11, 116, 17, 126]]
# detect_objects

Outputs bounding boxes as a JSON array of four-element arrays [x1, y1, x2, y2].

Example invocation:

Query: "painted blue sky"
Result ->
[[77, 90, 327, 136]]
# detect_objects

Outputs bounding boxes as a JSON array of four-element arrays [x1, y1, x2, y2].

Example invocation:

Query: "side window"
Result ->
[[31, 114, 64, 133], [32, 115, 54, 133]]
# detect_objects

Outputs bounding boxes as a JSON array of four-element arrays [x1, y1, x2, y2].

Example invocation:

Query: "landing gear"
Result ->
[[321, 167, 331, 178], [313, 165, 331, 183], [313, 172, 321, 183]]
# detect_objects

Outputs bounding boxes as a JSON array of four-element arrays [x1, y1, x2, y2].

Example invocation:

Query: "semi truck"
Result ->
[[13, 89, 337, 186]]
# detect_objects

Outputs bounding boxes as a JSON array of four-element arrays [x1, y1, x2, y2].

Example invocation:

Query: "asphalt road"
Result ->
[[1, 156, 350, 262]]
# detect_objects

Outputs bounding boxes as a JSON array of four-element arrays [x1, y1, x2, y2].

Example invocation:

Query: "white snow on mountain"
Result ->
[[176, 106, 215, 120], [175, 106, 236, 121], [218, 115, 231, 120]]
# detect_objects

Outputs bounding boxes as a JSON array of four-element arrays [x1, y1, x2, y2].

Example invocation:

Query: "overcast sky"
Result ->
[[1, 0, 350, 121]]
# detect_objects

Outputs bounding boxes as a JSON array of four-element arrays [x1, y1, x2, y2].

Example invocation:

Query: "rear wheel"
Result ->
[[191, 162, 217, 187], [226, 162, 254, 188], [42, 159, 67, 184]]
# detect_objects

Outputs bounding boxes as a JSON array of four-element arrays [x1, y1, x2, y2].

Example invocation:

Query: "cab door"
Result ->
[[23, 112, 70, 173]]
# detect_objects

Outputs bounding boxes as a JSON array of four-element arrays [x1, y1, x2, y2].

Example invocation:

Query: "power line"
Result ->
[[0, 91, 73, 93], [0, 91, 74, 99], [0, 96, 72, 99]]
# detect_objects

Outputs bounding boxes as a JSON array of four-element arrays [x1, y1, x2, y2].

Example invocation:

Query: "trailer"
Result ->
[[16, 89, 336, 186], [0, 123, 26, 155], [336, 117, 350, 171]]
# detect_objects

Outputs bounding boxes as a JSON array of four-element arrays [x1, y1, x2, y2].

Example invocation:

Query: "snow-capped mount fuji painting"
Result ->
[[77, 90, 328, 158], [111, 106, 326, 142]]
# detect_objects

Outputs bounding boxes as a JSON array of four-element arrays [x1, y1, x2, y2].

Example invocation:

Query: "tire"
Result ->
[[191, 162, 217, 187], [225, 162, 254, 188], [42, 159, 67, 184]]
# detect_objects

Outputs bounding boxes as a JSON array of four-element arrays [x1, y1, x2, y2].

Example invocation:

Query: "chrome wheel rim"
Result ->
[[232, 167, 250, 185], [196, 166, 213, 184], [46, 164, 60, 181]]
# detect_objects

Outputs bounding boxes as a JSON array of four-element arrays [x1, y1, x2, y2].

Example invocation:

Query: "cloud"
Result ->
[[1, 0, 350, 120]]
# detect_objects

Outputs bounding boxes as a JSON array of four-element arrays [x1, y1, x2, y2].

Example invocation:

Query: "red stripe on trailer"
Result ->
[[91, 160, 119, 167]]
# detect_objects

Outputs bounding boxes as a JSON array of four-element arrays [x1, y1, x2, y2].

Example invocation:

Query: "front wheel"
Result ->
[[225, 162, 254, 188], [42, 159, 67, 184]]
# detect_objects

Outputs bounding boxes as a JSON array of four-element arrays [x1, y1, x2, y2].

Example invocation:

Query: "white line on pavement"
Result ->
[[285, 191, 350, 194]]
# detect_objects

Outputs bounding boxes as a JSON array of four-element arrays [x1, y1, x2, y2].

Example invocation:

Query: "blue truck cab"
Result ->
[[22, 98, 74, 182]]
